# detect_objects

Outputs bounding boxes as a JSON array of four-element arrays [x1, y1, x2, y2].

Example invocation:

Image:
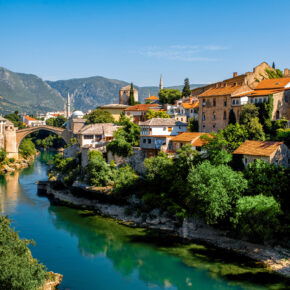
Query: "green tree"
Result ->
[[129, 83, 135, 106], [239, 104, 259, 125], [246, 117, 265, 140], [264, 68, 283, 79], [232, 195, 282, 242], [188, 117, 198, 132], [256, 94, 273, 134], [4, 111, 25, 129], [112, 165, 138, 193], [272, 61, 275, 69], [85, 108, 114, 124], [275, 128, 290, 147], [19, 138, 36, 157], [0, 216, 47, 289], [146, 109, 170, 119], [0, 149, 7, 163], [158, 89, 182, 104], [228, 109, 236, 125], [187, 161, 247, 224], [182, 78, 191, 97]]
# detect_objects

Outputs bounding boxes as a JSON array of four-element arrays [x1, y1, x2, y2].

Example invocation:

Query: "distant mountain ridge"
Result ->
[[0, 66, 205, 114]]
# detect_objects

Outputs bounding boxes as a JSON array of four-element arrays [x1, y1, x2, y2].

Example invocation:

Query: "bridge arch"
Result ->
[[16, 125, 72, 150]]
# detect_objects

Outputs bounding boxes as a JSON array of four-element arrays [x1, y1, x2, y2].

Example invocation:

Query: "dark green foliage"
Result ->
[[111, 165, 138, 193], [182, 78, 191, 97], [275, 128, 290, 147], [45, 115, 66, 127], [0, 216, 47, 289], [19, 138, 36, 157], [0, 149, 7, 163], [187, 161, 247, 224], [85, 108, 114, 124], [158, 89, 182, 104], [4, 111, 26, 129], [228, 109, 236, 125], [146, 109, 170, 119], [256, 94, 273, 135], [272, 62, 276, 69], [129, 83, 135, 106], [33, 131, 65, 149], [107, 136, 132, 157], [264, 68, 283, 79], [188, 117, 198, 132], [239, 104, 259, 125], [232, 195, 282, 242]]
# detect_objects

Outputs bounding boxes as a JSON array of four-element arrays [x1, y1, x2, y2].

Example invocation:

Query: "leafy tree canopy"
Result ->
[[46, 115, 66, 127], [19, 138, 36, 157], [4, 111, 26, 129], [85, 108, 114, 124], [158, 89, 182, 104], [146, 109, 170, 119], [188, 117, 198, 132]]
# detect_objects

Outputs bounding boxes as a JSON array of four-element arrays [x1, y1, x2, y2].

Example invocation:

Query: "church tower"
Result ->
[[66, 92, 71, 118], [159, 74, 163, 91]]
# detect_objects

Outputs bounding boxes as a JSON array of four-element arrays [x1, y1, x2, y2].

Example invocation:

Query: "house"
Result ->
[[44, 111, 66, 121], [124, 104, 161, 123], [98, 104, 128, 121], [170, 132, 211, 153], [233, 140, 288, 168], [197, 62, 273, 132], [77, 123, 121, 150], [145, 95, 159, 104], [23, 116, 45, 127], [139, 118, 188, 157]]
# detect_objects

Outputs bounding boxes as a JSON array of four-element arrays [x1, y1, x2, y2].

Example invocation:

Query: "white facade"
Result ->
[[141, 124, 187, 136]]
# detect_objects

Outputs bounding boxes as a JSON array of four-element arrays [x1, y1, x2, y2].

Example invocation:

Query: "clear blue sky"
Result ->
[[1, 0, 289, 86]]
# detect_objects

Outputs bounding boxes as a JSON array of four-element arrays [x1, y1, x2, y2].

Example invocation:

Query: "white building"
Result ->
[[23, 116, 45, 127]]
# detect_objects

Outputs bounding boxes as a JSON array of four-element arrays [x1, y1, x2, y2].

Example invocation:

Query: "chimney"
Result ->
[[233, 72, 238, 77], [284, 68, 289, 77]]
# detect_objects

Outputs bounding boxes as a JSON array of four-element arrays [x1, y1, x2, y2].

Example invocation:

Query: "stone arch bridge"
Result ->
[[6, 125, 73, 159]]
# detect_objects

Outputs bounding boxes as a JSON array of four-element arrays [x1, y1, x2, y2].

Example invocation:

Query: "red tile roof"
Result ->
[[124, 104, 160, 111], [255, 78, 290, 90], [171, 132, 212, 146], [25, 116, 36, 121], [182, 102, 199, 109], [145, 95, 159, 100], [199, 85, 243, 97], [233, 140, 283, 157]]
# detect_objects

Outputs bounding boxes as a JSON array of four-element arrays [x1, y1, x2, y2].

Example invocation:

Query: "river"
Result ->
[[0, 151, 288, 290]]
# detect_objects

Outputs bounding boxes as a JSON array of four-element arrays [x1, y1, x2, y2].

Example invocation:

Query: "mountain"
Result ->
[[48, 77, 205, 112], [0, 67, 64, 114], [0, 66, 205, 114]]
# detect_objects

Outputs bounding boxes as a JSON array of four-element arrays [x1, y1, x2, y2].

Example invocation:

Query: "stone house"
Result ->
[[139, 118, 188, 157], [0, 116, 17, 159], [233, 140, 288, 168], [98, 104, 128, 121], [124, 104, 161, 123], [119, 85, 138, 105], [197, 62, 273, 132]]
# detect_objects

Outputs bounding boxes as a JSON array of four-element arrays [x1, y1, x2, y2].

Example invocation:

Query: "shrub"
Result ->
[[19, 139, 36, 157], [112, 165, 138, 193], [0, 149, 7, 163], [232, 195, 282, 242]]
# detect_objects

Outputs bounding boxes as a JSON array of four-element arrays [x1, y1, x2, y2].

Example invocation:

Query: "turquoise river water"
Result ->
[[0, 152, 289, 290]]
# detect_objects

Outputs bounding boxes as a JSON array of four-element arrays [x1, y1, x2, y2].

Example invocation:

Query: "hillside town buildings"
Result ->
[[98, 104, 128, 121], [124, 104, 161, 123]]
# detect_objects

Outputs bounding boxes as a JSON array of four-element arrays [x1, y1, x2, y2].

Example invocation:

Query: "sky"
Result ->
[[0, 0, 290, 86]]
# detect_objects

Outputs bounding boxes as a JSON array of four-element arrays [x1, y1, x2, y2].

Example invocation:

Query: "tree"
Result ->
[[129, 83, 135, 106], [5, 111, 26, 129], [187, 161, 247, 224], [0, 149, 7, 163], [146, 109, 170, 119], [232, 195, 282, 242], [111, 165, 138, 193], [0, 216, 47, 289], [256, 94, 273, 134], [246, 117, 265, 140], [264, 68, 283, 79], [272, 62, 276, 69], [85, 108, 114, 124], [188, 117, 198, 132], [182, 78, 191, 97], [45, 115, 66, 127], [228, 109, 236, 125], [275, 128, 290, 147], [19, 138, 36, 157], [239, 104, 259, 125], [158, 89, 182, 104]]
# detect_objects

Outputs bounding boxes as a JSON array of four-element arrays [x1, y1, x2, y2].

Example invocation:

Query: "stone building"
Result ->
[[0, 116, 17, 159], [124, 104, 161, 123], [233, 140, 288, 168], [197, 62, 273, 132], [98, 104, 128, 121], [119, 85, 138, 105]]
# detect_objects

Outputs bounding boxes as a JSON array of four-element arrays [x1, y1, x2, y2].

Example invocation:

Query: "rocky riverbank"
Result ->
[[41, 181, 290, 279], [41, 272, 63, 290]]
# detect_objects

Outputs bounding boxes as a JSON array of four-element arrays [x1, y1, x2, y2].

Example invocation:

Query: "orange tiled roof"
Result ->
[[255, 78, 290, 90], [145, 95, 159, 100], [182, 102, 199, 109], [233, 140, 283, 157], [124, 104, 160, 111], [171, 132, 212, 146], [25, 116, 36, 121], [199, 85, 243, 97], [250, 89, 282, 96]]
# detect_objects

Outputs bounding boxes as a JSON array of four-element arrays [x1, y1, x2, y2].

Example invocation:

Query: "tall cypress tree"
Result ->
[[129, 83, 135, 106], [272, 62, 276, 69], [182, 78, 191, 97], [229, 109, 236, 124]]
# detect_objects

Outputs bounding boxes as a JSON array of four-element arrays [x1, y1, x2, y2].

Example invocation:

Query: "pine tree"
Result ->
[[129, 83, 135, 106], [272, 62, 276, 69], [229, 109, 236, 124], [182, 78, 191, 97]]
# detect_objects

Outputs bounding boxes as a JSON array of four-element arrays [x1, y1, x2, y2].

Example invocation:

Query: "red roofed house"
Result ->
[[23, 115, 45, 127], [124, 104, 161, 123], [233, 140, 288, 168], [145, 95, 159, 104]]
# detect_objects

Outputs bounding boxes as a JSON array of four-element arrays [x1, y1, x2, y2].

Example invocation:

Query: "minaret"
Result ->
[[159, 74, 163, 91], [66, 92, 71, 118]]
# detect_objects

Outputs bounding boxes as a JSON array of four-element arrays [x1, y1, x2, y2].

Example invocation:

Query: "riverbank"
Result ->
[[41, 181, 290, 280]]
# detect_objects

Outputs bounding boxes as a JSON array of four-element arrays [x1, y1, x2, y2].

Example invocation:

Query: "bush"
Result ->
[[187, 161, 247, 224], [112, 165, 138, 193], [19, 139, 36, 157], [0, 216, 47, 289], [0, 149, 7, 163], [85, 108, 114, 124], [232, 195, 282, 242]]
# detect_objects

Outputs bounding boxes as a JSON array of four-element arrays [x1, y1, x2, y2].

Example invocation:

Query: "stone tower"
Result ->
[[159, 74, 163, 91], [119, 85, 138, 105]]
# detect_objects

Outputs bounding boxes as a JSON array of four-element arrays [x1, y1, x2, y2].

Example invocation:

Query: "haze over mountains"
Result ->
[[0, 67, 204, 115]]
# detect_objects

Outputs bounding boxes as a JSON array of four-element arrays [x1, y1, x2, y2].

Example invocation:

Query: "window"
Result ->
[[143, 139, 146, 143], [232, 99, 235, 105], [213, 99, 216, 106], [84, 135, 93, 139], [213, 112, 216, 121], [202, 125, 205, 128], [255, 98, 258, 104], [148, 139, 151, 144], [263, 97, 267, 102], [168, 127, 172, 132], [276, 110, 280, 120], [223, 111, 227, 120], [224, 99, 227, 106], [202, 99, 206, 107], [95, 135, 102, 141], [202, 112, 205, 121], [190, 109, 193, 113], [163, 127, 166, 131], [213, 124, 216, 129]]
